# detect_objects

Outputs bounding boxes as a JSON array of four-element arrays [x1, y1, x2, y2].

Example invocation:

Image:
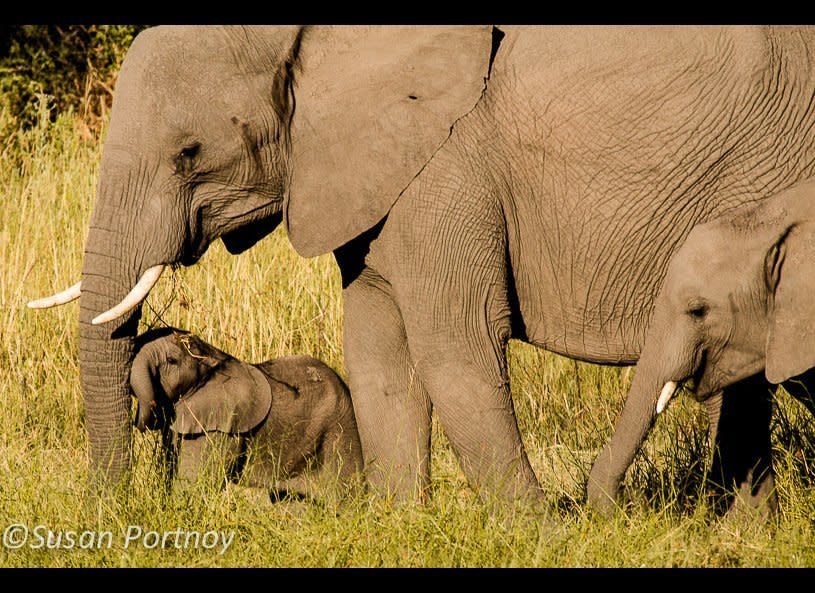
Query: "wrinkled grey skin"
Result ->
[[72, 25, 815, 507], [588, 179, 815, 516], [130, 329, 363, 495]]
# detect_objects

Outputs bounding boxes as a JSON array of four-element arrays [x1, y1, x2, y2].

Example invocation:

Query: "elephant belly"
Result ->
[[239, 418, 323, 487], [491, 26, 815, 363], [374, 25, 815, 366]]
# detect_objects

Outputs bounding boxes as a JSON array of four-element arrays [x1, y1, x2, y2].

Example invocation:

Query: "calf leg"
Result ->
[[704, 373, 777, 518]]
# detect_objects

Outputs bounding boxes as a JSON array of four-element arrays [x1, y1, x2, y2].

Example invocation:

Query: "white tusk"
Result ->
[[91, 265, 165, 325], [656, 381, 679, 415], [27, 282, 82, 309]]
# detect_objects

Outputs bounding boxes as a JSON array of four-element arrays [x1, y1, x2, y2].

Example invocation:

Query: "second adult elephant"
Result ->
[[30, 26, 815, 507]]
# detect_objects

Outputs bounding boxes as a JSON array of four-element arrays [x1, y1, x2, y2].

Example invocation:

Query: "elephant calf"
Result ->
[[130, 328, 363, 498], [589, 179, 815, 516]]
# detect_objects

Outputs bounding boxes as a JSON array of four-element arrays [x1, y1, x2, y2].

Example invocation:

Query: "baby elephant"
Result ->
[[589, 178, 815, 517], [130, 328, 363, 498]]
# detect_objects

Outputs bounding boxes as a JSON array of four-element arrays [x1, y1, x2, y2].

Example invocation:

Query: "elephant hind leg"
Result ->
[[397, 258, 543, 503], [704, 373, 777, 518], [315, 414, 365, 492]]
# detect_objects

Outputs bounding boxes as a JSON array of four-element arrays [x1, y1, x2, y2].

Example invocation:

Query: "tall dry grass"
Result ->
[[1, 104, 814, 566]]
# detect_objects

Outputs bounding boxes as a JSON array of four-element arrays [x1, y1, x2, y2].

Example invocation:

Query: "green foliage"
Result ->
[[0, 25, 148, 138]]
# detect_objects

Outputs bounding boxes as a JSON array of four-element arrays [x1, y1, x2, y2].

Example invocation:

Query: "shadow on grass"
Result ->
[[772, 390, 815, 491], [617, 391, 815, 520], [628, 411, 711, 517]]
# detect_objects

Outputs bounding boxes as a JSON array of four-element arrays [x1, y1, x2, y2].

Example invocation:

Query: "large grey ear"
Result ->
[[765, 223, 815, 384], [171, 361, 272, 435], [286, 25, 495, 257]]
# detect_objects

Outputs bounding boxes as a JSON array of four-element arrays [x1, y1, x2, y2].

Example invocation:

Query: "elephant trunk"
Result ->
[[78, 160, 174, 488], [587, 312, 689, 514], [130, 343, 161, 432], [79, 199, 141, 488]]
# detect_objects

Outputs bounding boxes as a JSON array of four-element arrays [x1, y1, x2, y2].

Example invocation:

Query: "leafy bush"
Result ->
[[0, 25, 149, 138]]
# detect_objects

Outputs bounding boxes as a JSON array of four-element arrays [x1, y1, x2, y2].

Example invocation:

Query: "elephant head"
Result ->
[[587, 178, 815, 512], [130, 329, 271, 436], [27, 25, 496, 483]]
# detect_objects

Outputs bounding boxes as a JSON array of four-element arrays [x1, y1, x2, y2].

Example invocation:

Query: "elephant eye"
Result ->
[[687, 302, 709, 319], [175, 143, 201, 175], [165, 356, 178, 366]]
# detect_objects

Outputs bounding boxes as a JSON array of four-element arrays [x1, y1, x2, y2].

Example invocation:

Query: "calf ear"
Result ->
[[171, 362, 272, 435], [765, 223, 815, 384]]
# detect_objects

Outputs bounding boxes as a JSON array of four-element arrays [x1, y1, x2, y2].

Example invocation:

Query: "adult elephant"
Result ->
[[30, 25, 815, 506]]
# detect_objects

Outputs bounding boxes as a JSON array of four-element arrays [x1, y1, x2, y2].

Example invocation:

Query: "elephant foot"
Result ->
[[719, 471, 778, 524]]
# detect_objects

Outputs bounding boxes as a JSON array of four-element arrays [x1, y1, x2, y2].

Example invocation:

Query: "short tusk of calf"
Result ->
[[656, 381, 678, 415], [91, 264, 165, 325], [27, 282, 82, 309]]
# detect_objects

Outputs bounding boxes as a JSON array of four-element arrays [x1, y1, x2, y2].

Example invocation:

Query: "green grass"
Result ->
[[2, 104, 815, 567]]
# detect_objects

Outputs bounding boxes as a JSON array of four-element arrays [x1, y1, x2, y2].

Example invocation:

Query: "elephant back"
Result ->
[[256, 356, 349, 411]]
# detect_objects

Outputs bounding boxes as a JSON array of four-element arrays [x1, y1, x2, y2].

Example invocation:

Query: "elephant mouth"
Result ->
[[221, 211, 283, 255], [137, 400, 174, 432], [168, 207, 284, 268], [691, 355, 762, 400], [657, 350, 709, 414], [686, 350, 709, 400], [179, 222, 211, 267], [180, 248, 205, 267], [671, 350, 707, 387], [180, 209, 283, 265]]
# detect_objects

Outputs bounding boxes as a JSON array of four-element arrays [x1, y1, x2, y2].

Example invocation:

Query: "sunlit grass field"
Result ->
[[2, 103, 815, 567]]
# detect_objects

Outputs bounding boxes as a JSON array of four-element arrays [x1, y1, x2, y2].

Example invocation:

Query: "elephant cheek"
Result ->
[[699, 343, 766, 396]]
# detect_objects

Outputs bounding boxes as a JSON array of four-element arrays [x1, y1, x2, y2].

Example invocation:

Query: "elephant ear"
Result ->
[[286, 25, 495, 257], [171, 361, 272, 436], [765, 222, 815, 384]]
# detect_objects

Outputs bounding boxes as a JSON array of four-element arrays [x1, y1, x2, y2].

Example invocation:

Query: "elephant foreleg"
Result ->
[[176, 433, 245, 488], [342, 266, 432, 501], [704, 373, 777, 518], [410, 347, 542, 502], [315, 417, 365, 493]]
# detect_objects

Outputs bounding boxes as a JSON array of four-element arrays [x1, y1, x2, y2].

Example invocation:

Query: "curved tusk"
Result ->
[[91, 264, 165, 325], [27, 282, 82, 309], [656, 381, 679, 415]]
